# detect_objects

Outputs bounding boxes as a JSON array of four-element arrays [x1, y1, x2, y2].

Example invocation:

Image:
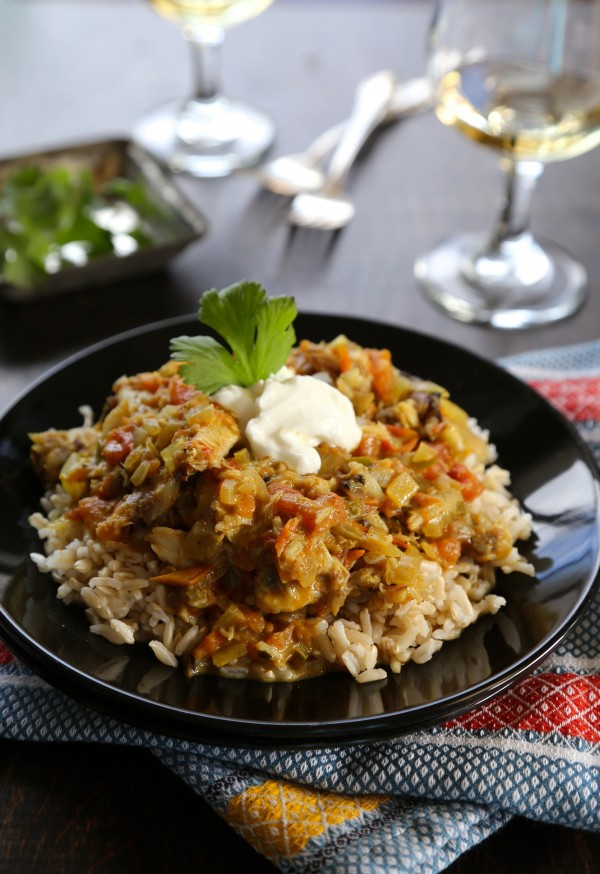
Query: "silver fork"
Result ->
[[286, 70, 397, 230], [254, 76, 433, 197]]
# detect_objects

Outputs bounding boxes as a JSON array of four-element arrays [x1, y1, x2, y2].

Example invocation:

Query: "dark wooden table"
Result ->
[[1, 1, 599, 871]]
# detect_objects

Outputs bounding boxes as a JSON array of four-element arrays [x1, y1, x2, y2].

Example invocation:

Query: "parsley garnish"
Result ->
[[170, 282, 298, 394]]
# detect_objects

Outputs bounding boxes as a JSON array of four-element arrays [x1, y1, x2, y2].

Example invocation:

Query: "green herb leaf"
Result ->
[[0, 163, 162, 289], [103, 177, 159, 218], [170, 281, 297, 394]]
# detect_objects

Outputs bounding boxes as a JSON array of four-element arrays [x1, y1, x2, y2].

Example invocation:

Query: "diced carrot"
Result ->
[[196, 630, 226, 656], [381, 436, 419, 456], [355, 433, 382, 457], [385, 425, 420, 453], [342, 548, 365, 568], [334, 344, 353, 373], [236, 494, 256, 518], [367, 348, 394, 402], [436, 536, 462, 565], [150, 565, 212, 587], [386, 425, 408, 437]]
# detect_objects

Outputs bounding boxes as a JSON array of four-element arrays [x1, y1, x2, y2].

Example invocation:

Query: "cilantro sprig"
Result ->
[[170, 282, 297, 394]]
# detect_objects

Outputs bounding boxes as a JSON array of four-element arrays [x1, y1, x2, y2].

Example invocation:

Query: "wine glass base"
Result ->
[[414, 232, 588, 330], [133, 96, 275, 178]]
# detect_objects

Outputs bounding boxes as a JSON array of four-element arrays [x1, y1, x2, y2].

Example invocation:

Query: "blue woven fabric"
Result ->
[[1, 341, 599, 873]]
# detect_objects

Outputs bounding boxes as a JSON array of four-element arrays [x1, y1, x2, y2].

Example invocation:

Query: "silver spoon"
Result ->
[[254, 75, 433, 197], [287, 70, 397, 230]]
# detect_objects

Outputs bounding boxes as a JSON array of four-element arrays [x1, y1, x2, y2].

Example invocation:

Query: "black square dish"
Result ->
[[0, 138, 208, 303]]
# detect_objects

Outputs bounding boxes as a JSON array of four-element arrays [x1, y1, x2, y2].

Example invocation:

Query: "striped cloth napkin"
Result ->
[[1, 340, 599, 873]]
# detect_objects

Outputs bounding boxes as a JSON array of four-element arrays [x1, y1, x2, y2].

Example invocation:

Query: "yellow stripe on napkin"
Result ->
[[227, 779, 389, 860]]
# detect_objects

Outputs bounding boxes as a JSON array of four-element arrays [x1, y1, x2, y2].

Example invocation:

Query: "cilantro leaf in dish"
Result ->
[[170, 281, 297, 394]]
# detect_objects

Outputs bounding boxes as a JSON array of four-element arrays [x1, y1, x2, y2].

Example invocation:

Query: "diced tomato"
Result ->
[[422, 461, 447, 481], [380, 439, 396, 456], [168, 375, 197, 405], [448, 463, 484, 501], [137, 372, 161, 393], [420, 442, 453, 481], [102, 428, 135, 465], [268, 484, 304, 514], [269, 485, 346, 531], [67, 496, 116, 527]]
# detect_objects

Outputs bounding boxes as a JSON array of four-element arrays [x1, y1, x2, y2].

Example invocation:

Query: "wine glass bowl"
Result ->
[[415, 0, 600, 329], [134, 0, 276, 177]]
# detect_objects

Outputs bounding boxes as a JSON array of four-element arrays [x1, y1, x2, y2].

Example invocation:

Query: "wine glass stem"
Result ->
[[467, 157, 551, 292], [185, 24, 225, 102], [493, 157, 544, 245]]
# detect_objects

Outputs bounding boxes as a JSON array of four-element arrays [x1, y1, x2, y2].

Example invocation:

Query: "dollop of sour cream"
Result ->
[[213, 367, 362, 475]]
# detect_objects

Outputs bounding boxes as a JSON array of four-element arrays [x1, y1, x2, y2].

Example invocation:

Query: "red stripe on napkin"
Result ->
[[0, 642, 14, 664], [445, 673, 600, 742], [528, 377, 600, 421]]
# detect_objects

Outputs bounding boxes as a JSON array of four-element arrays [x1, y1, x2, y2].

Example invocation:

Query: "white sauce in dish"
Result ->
[[214, 367, 362, 475]]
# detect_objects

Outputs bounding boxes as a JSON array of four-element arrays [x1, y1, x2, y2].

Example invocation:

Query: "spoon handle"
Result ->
[[325, 70, 397, 190], [304, 76, 433, 165], [303, 122, 345, 165], [386, 76, 434, 122]]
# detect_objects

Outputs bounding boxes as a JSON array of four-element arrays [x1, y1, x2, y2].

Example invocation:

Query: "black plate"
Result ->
[[1, 314, 599, 748]]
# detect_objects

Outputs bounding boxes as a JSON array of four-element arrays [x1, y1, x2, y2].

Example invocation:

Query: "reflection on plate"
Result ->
[[0, 313, 599, 748], [0, 139, 208, 303]]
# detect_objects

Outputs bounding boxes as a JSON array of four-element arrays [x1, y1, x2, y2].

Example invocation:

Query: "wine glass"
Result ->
[[414, 0, 600, 329], [134, 0, 276, 178]]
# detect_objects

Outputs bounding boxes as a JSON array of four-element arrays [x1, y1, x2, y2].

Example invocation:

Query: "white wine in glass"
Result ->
[[415, 0, 600, 328], [134, 0, 276, 177], [148, 0, 275, 29]]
